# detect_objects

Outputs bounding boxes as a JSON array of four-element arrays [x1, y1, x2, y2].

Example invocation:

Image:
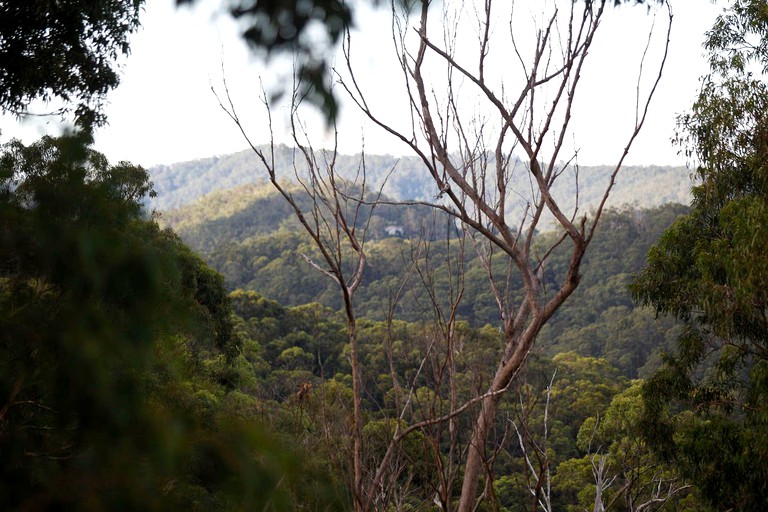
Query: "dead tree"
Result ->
[[339, 1, 672, 509], [215, 72, 481, 511], [214, 76, 376, 510]]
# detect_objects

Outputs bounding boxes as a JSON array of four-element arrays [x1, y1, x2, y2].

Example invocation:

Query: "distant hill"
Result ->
[[161, 182, 443, 257], [148, 145, 693, 213], [148, 146, 435, 211], [160, 182, 689, 378], [152, 149, 697, 379]]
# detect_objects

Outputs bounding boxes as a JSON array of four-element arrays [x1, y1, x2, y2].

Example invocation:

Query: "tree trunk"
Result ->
[[457, 391, 501, 512], [457, 320, 541, 512], [349, 315, 365, 511]]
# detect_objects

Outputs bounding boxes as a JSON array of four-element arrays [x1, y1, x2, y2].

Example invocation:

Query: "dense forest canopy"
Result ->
[[159, 181, 686, 379], [0, 133, 344, 509], [1, 0, 766, 511]]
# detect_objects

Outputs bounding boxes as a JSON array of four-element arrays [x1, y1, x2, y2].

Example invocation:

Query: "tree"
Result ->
[[0, 0, 143, 127], [216, 74, 376, 508], [558, 384, 694, 512], [631, 1, 768, 509], [0, 133, 344, 510], [217, 68, 489, 510], [338, 1, 671, 509]]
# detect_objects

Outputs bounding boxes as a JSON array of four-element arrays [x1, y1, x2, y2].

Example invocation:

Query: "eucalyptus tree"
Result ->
[[632, 1, 768, 509], [338, 1, 672, 509], [215, 72, 377, 509], [215, 0, 671, 508]]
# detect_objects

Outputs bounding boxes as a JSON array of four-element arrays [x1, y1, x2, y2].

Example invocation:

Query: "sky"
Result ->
[[0, 0, 723, 168]]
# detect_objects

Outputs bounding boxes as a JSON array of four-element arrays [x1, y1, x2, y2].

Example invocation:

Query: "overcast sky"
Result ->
[[0, 0, 722, 168]]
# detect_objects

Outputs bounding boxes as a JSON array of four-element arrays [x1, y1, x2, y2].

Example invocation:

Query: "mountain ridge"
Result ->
[[147, 145, 694, 213]]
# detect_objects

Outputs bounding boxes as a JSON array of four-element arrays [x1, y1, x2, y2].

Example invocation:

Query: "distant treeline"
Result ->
[[149, 146, 692, 212], [162, 180, 688, 379]]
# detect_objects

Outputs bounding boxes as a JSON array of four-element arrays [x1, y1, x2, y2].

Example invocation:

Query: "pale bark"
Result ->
[[218, 0, 672, 508], [338, 1, 672, 510]]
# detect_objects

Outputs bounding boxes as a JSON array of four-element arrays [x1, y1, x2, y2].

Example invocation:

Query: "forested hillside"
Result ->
[[4, 0, 766, 510], [226, 290, 677, 512], [161, 181, 685, 379], [170, 197, 697, 511], [148, 146, 692, 213]]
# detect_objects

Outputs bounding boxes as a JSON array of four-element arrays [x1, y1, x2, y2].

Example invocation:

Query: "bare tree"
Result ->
[[397, 223, 469, 510], [214, 75, 377, 510], [215, 74, 471, 512], [338, 1, 672, 509]]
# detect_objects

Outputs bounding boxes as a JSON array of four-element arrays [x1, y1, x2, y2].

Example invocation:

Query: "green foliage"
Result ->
[[223, 244, 700, 511], [631, 2, 768, 509], [173, 193, 687, 379], [548, 382, 713, 512], [489, 354, 630, 511], [0, 0, 143, 126], [550, 353, 628, 434], [0, 133, 345, 510]]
